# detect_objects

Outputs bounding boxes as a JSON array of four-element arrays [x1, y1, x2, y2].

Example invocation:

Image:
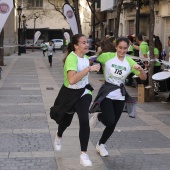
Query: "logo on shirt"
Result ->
[[0, 3, 9, 14]]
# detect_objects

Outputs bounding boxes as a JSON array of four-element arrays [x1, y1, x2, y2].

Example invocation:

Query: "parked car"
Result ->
[[45, 39, 63, 49]]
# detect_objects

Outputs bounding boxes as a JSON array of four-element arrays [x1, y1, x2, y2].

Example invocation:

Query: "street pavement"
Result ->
[[0, 49, 170, 170]]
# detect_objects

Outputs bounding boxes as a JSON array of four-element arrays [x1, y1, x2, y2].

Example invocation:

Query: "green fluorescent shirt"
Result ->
[[154, 47, 161, 66], [64, 52, 92, 95]]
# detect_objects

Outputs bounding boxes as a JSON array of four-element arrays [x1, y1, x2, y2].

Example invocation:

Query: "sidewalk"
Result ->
[[0, 50, 170, 170]]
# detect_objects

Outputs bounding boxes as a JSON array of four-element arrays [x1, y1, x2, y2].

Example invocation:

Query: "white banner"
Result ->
[[0, 0, 13, 33], [34, 31, 41, 44], [64, 32, 70, 43], [63, 3, 78, 35]]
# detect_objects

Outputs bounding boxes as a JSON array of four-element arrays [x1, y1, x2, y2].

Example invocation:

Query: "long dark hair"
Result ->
[[63, 34, 85, 63], [116, 36, 129, 46], [100, 38, 116, 52], [154, 36, 162, 59]]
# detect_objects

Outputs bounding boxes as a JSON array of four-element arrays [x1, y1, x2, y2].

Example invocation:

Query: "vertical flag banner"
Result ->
[[63, 3, 78, 35], [34, 31, 41, 44], [0, 0, 13, 33], [64, 32, 70, 43]]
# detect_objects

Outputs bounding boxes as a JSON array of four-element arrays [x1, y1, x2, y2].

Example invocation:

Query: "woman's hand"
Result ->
[[133, 64, 147, 80], [90, 64, 100, 72], [132, 64, 143, 71]]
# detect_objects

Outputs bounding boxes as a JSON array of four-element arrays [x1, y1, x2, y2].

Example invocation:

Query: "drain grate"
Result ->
[[46, 87, 54, 90]]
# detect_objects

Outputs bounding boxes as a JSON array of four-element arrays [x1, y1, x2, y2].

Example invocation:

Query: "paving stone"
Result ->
[[0, 158, 57, 170], [0, 133, 53, 152], [4, 79, 39, 83], [102, 154, 170, 170], [0, 116, 48, 129], [0, 105, 45, 114], [155, 114, 170, 126], [0, 90, 41, 95], [0, 96, 43, 103], [1, 83, 40, 88], [138, 102, 170, 112], [90, 130, 170, 150]]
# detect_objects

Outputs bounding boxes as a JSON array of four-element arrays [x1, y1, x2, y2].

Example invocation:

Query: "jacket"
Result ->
[[50, 84, 93, 124], [89, 81, 137, 115]]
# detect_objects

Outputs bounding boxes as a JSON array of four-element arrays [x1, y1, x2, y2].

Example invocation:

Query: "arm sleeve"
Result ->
[[127, 57, 140, 75], [140, 45, 148, 55], [154, 48, 159, 55], [97, 52, 114, 64], [65, 54, 77, 72]]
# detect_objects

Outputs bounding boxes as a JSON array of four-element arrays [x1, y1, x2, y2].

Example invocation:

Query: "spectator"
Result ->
[[88, 35, 93, 50], [154, 36, 162, 74], [132, 34, 149, 69], [160, 35, 170, 103], [132, 34, 139, 57], [127, 35, 134, 56]]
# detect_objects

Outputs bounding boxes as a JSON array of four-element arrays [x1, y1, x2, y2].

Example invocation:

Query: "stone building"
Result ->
[[17, 0, 91, 47]]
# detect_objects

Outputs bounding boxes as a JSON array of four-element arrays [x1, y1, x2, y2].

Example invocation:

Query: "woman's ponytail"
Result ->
[[63, 33, 85, 64]]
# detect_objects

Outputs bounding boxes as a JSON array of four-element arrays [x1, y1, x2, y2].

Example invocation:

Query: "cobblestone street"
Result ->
[[0, 50, 170, 170]]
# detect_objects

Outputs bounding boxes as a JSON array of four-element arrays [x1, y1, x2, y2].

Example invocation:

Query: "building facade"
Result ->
[[96, 0, 170, 55], [17, 0, 91, 47]]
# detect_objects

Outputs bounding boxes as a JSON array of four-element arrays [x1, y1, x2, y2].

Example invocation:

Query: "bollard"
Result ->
[[0, 67, 2, 80]]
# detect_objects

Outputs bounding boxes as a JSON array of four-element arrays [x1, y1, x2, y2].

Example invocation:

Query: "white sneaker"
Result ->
[[54, 133, 61, 151], [80, 153, 92, 167], [90, 113, 99, 129], [96, 142, 108, 157]]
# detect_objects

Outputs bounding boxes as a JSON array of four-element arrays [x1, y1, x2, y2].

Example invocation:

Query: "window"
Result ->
[[28, 0, 43, 8]]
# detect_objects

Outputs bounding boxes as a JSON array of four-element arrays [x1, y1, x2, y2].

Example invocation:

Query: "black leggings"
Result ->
[[48, 55, 52, 64], [57, 94, 92, 151], [43, 50, 46, 56], [98, 98, 125, 145]]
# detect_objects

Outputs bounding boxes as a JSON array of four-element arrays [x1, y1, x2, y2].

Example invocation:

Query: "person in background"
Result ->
[[168, 36, 170, 69], [125, 35, 135, 86], [52, 34, 100, 167], [52, 41, 56, 53], [89, 36, 146, 157], [40, 41, 47, 57], [47, 41, 54, 67], [65, 39, 69, 47], [127, 35, 134, 56], [109, 31, 114, 39], [87, 35, 93, 50], [132, 34, 149, 69], [131, 34, 139, 57], [94, 38, 116, 74], [162, 36, 170, 103], [105, 34, 110, 39], [153, 36, 162, 74]]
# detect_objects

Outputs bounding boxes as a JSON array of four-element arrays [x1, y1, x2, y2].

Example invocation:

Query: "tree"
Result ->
[[148, 0, 155, 101], [114, 0, 124, 38], [0, 29, 4, 66], [48, 0, 83, 34], [47, 0, 66, 19]]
